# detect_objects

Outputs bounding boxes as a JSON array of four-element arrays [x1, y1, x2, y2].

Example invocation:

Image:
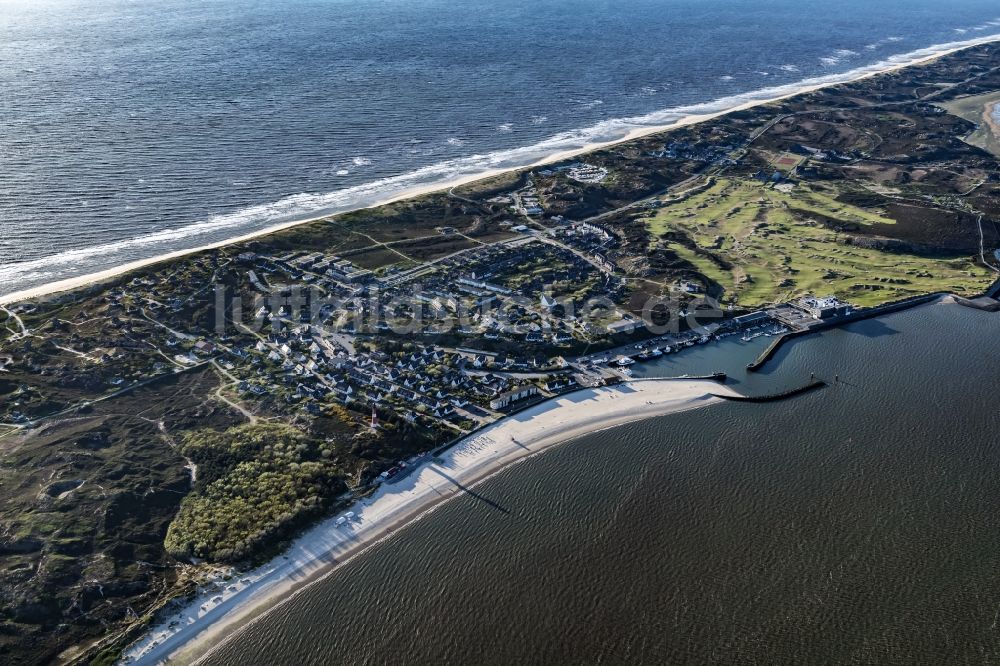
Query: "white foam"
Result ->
[[865, 36, 904, 50], [5, 32, 1000, 298], [820, 48, 861, 66]]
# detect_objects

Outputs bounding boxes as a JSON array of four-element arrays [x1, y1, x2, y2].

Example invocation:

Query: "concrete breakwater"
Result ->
[[713, 379, 827, 403], [746, 292, 946, 372]]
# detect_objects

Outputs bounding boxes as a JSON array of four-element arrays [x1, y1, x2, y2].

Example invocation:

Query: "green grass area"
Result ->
[[646, 178, 993, 307], [664, 242, 731, 288]]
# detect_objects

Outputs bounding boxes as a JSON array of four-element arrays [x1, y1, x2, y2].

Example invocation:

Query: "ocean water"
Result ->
[[2, 0, 1000, 296], [203, 300, 1000, 665]]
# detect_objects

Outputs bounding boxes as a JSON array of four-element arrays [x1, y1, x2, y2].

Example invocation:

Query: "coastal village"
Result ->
[[2, 41, 1000, 666], [0, 227, 866, 437]]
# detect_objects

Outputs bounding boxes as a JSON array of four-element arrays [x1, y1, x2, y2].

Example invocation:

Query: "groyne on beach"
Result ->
[[122, 378, 736, 665], [55, 36, 1000, 666], [713, 379, 828, 403]]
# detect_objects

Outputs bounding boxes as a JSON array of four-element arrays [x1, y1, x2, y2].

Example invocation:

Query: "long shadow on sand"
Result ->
[[428, 466, 510, 515]]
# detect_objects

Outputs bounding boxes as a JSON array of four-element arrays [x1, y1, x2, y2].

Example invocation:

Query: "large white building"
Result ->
[[797, 296, 852, 319], [489, 385, 539, 410]]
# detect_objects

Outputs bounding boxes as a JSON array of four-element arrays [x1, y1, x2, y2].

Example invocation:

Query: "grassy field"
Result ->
[[939, 91, 1000, 157], [645, 178, 993, 307]]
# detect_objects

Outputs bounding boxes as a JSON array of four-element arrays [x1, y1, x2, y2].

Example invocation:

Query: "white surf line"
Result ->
[[5, 33, 1000, 307]]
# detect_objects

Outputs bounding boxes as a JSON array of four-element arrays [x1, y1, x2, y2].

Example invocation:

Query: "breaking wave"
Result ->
[[4, 31, 1000, 300]]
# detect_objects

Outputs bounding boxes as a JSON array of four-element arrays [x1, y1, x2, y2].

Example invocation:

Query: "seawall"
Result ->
[[746, 293, 946, 373]]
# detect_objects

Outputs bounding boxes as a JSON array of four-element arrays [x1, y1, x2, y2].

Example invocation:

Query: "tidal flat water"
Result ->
[[204, 301, 1000, 665]]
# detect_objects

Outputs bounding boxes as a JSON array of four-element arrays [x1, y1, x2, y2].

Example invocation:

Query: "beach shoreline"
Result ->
[[5, 35, 1000, 308], [122, 378, 736, 665], [983, 99, 1000, 137]]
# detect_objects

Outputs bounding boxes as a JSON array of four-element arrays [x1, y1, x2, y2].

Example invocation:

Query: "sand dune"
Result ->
[[5, 37, 999, 308]]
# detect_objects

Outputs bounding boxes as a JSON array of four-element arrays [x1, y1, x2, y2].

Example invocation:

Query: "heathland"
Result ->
[[2, 40, 1000, 666]]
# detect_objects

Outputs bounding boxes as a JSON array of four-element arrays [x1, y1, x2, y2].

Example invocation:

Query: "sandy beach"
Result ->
[[4, 35, 1000, 309], [121, 378, 736, 665], [983, 99, 1000, 137]]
